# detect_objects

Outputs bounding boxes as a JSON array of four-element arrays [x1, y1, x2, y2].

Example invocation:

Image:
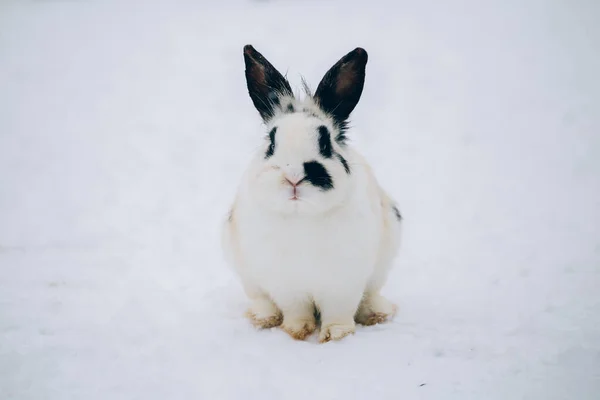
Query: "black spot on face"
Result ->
[[392, 205, 402, 221], [265, 127, 277, 159], [303, 161, 333, 191], [318, 126, 333, 158], [337, 153, 351, 174], [285, 103, 295, 113]]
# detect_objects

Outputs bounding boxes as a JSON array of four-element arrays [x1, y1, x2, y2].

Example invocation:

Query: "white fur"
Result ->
[[222, 96, 401, 342]]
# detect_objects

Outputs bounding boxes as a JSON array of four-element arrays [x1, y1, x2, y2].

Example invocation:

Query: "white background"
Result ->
[[1, 0, 599, 399]]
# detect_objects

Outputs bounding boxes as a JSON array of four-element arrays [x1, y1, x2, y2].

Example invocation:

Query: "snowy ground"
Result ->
[[1, 0, 599, 398]]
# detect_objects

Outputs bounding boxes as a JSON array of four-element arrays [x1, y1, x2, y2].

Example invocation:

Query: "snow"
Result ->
[[1, 0, 599, 398]]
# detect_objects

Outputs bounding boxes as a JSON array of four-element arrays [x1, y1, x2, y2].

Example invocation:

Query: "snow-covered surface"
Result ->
[[1, 0, 599, 398]]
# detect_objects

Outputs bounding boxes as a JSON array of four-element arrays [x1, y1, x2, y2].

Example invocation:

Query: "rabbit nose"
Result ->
[[282, 165, 304, 184], [284, 176, 306, 186]]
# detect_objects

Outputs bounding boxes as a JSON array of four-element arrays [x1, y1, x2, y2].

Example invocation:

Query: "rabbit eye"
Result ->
[[318, 126, 332, 159], [265, 127, 277, 159]]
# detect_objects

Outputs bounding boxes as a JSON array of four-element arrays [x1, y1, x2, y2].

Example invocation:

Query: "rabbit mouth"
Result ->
[[285, 176, 306, 201]]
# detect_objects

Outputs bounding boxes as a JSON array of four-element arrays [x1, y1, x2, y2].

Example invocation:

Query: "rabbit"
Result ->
[[221, 44, 402, 343]]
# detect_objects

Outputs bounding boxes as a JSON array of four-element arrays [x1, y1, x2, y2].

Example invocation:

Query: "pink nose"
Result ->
[[285, 176, 305, 187]]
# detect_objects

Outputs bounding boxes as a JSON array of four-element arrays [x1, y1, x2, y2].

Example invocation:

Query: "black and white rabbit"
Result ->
[[222, 45, 402, 343]]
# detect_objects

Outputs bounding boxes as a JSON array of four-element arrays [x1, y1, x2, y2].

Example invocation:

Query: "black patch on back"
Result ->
[[285, 103, 295, 113], [265, 127, 277, 158], [392, 205, 402, 221], [303, 161, 334, 191], [337, 153, 351, 174], [318, 126, 333, 158]]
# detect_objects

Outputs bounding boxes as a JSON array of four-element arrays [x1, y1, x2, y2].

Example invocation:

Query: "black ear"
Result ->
[[244, 45, 294, 122], [314, 48, 368, 124]]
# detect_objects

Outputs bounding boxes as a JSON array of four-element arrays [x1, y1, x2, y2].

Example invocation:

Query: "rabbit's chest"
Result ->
[[238, 208, 379, 290]]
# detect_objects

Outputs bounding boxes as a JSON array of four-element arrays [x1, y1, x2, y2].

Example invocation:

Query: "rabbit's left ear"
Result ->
[[244, 45, 293, 122], [314, 48, 368, 125]]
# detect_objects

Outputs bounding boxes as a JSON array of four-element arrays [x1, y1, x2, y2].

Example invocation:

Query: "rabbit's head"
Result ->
[[242, 45, 368, 215]]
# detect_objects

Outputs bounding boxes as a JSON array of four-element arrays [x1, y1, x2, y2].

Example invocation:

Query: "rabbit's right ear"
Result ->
[[244, 45, 293, 122]]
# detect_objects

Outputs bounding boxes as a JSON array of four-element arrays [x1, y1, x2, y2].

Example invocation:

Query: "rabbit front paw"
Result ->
[[319, 322, 356, 343], [246, 297, 283, 329], [281, 317, 317, 341]]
